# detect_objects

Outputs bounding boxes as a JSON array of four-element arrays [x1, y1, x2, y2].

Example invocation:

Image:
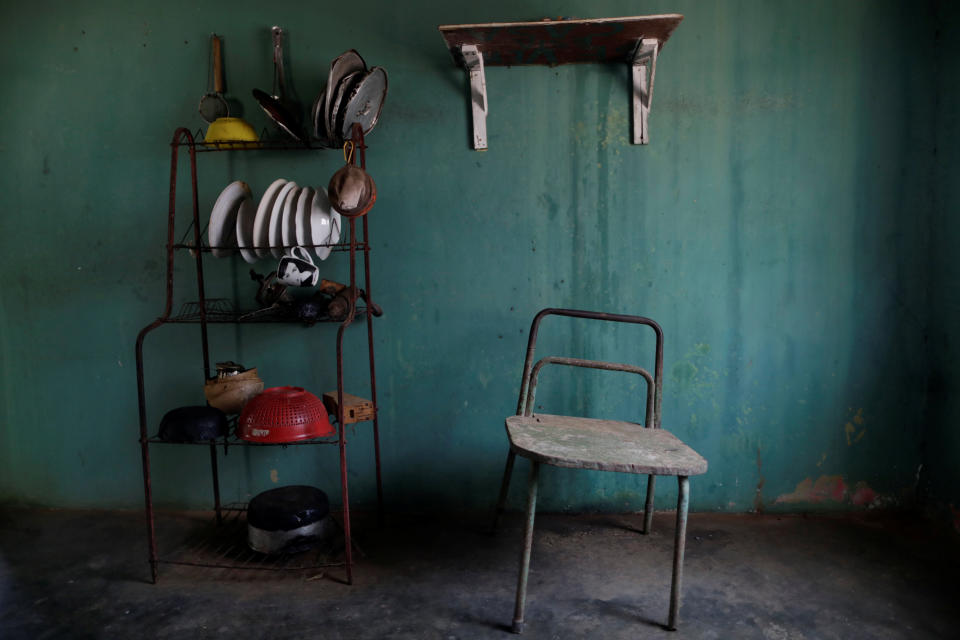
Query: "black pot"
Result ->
[[247, 486, 331, 554], [157, 406, 228, 442]]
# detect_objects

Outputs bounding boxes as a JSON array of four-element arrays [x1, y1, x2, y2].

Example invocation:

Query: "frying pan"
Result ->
[[253, 26, 306, 143], [253, 89, 306, 143]]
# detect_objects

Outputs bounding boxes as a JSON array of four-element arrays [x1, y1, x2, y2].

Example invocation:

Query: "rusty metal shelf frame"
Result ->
[[135, 125, 384, 587], [438, 14, 683, 149], [166, 299, 369, 324], [184, 127, 334, 152], [148, 414, 368, 449], [146, 436, 340, 447], [172, 242, 367, 253]]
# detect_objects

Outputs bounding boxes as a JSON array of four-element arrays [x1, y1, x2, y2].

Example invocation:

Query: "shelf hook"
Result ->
[[632, 38, 659, 145], [460, 44, 488, 150]]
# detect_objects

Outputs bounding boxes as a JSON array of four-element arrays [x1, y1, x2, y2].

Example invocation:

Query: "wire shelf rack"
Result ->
[[179, 128, 345, 153], [158, 505, 349, 574], [168, 299, 367, 324]]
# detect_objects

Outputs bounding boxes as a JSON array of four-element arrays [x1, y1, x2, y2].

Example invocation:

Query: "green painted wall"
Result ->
[[924, 1, 960, 531], [0, 1, 941, 513]]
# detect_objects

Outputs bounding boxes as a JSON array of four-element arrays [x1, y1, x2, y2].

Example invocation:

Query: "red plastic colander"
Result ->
[[237, 386, 334, 443]]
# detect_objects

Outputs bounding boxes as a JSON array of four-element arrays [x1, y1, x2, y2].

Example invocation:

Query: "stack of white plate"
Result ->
[[207, 180, 342, 264]]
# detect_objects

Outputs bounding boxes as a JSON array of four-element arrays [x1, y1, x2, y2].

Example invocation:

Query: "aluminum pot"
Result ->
[[247, 485, 333, 554]]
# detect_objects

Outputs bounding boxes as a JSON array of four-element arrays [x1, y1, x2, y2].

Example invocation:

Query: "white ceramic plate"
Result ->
[[235, 197, 258, 264], [295, 186, 316, 247], [269, 182, 299, 258], [281, 184, 304, 249], [253, 179, 288, 258], [208, 181, 251, 258], [310, 188, 333, 260], [325, 207, 342, 260]]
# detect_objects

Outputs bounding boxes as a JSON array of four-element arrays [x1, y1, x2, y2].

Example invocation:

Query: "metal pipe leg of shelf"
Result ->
[[362, 215, 384, 527], [209, 443, 222, 525], [186, 138, 211, 379], [136, 325, 162, 584], [140, 439, 159, 584], [336, 323, 354, 585]]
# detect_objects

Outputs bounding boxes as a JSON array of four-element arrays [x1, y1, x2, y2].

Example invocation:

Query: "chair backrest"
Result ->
[[516, 308, 663, 429]]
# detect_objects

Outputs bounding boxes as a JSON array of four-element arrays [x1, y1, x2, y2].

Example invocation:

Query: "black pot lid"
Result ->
[[247, 485, 329, 532]]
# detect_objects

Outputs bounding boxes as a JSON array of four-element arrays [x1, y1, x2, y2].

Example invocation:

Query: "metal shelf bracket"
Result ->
[[632, 38, 659, 145], [460, 44, 488, 150]]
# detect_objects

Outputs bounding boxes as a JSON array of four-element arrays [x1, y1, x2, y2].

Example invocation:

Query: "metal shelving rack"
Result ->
[[135, 124, 382, 585]]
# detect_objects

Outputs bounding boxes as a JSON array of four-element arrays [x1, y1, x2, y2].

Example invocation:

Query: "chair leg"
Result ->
[[667, 476, 690, 630], [492, 450, 517, 533], [511, 461, 540, 634], [643, 474, 656, 534]]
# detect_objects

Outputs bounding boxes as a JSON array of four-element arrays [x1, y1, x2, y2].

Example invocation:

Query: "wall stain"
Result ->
[[669, 344, 723, 423], [538, 193, 559, 221], [775, 475, 887, 509], [775, 475, 848, 504], [844, 407, 867, 445], [850, 482, 877, 506], [754, 445, 765, 513]]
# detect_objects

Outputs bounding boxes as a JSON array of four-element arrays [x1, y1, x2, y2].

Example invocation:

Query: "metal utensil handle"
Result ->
[[272, 26, 286, 99], [212, 35, 224, 94]]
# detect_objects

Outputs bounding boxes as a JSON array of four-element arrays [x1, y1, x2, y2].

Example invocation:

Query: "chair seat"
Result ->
[[506, 414, 708, 476]]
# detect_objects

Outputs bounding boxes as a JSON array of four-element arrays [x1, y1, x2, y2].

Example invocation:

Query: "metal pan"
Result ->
[[311, 85, 328, 143], [323, 50, 366, 141], [328, 71, 363, 147], [339, 66, 388, 140], [253, 88, 307, 144]]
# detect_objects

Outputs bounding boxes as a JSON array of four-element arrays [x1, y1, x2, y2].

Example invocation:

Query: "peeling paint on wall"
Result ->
[[775, 476, 895, 509], [850, 481, 877, 506]]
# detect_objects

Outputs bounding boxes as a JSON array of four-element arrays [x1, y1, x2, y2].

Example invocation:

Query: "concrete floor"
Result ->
[[0, 507, 958, 639]]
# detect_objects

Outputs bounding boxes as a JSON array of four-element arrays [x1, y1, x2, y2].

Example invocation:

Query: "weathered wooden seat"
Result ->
[[506, 414, 707, 476], [492, 309, 708, 633]]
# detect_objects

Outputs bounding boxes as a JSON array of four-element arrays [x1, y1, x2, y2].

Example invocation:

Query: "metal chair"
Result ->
[[492, 308, 708, 633]]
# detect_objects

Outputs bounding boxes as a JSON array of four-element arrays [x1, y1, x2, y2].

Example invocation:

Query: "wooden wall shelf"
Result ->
[[439, 14, 684, 149]]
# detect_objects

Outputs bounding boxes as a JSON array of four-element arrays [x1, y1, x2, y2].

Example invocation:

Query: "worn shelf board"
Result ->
[[439, 14, 683, 67], [438, 14, 683, 148]]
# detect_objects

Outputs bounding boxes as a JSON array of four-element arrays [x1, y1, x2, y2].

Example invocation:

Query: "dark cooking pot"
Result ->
[[247, 485, 331, 554], [157, 406, 228, 442]]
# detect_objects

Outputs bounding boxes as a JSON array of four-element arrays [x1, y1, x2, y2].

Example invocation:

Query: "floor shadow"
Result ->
[[591, 598, 668, 630]]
